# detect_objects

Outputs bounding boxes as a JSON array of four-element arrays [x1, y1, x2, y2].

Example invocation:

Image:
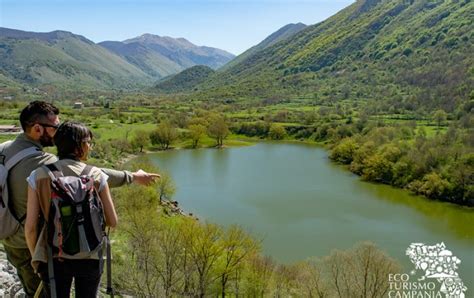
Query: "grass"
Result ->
[[92, 122, 156, 141], [174, 134, 256, 149], [0, 134, 16, 143]]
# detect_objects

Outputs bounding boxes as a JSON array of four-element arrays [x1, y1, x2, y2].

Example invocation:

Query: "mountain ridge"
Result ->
[[0, 28, 235, 89], [0, 27, 151, 89], [220, 23, 307, 71], [190, 0, 473, 112], [100, 33, 235, 74]]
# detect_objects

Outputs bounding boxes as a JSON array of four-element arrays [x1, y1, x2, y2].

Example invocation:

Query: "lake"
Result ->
[[146, 142, 474, 289]]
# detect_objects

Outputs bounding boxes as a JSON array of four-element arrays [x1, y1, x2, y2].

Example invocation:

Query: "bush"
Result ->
[[409, 172, 453, 200], [268, 125, 287, 140], [330, 138, 358, 164], [150, 121, 178, 150]]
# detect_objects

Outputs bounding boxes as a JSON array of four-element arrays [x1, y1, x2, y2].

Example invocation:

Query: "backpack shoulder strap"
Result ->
[[43, 163, 64, 182], [5, 147, 42, 170], [0, 140, 13, 153], [0, 140, 13, 166], [80, 164, 94, 177]]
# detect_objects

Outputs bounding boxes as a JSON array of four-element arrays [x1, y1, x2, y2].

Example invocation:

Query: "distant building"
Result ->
[[73, 102, 83, 109], [0, 125, 21, 134]]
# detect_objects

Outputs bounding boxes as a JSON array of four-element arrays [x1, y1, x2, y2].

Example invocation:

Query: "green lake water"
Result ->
[[146, 142, 473, 290]]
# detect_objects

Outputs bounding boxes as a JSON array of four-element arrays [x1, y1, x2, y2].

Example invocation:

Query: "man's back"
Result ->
[[2, 134, 56, 248]]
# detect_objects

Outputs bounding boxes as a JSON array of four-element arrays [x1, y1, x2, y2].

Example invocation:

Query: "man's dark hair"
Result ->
[[19, 101, 60, 131], [54, 121, 93, 160]]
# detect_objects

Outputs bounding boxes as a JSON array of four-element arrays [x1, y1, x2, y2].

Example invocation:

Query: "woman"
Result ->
[[25, 121, 117, 297]]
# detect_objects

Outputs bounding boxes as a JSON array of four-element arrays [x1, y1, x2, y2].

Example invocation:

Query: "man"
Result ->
[[0, 101, 159, 297]]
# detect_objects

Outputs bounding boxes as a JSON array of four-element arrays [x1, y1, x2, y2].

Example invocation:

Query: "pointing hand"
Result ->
[[132, 169, 160, 186]]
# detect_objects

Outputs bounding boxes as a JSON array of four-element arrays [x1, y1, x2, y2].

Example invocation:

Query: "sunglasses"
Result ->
[[83, 139, 94, 148], [37, 122, 60, 129]]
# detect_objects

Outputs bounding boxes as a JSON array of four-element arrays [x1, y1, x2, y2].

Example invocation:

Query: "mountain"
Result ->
[[0, 27, 151, 89], [220, 23, 307, 71], [154, 65, 215, 93], [0, 28, 235, 90], [193, 0, 473, 112], [99, 34, 235, 78], [97, 41, 183, 78]]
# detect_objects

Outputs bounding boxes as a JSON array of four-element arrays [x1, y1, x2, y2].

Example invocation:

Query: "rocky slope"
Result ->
[[0, 245, 24, 297]]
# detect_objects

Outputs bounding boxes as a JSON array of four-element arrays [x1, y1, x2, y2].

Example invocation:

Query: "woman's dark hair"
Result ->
[[19, 101, 59, 131], [54, 121, 93, 160]]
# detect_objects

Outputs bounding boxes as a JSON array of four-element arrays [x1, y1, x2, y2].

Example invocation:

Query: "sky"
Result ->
[[0, 0, 354, 55]]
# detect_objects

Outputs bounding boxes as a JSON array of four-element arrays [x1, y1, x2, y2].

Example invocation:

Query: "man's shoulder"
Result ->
[[2, 135, 40, 157], [20, 151, 57, 167], [7, 150, 57, 178]]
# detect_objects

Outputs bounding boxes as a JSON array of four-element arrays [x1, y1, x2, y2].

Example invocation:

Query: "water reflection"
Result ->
[[357, 180, 474, 242], [146, 143, 474, 289]]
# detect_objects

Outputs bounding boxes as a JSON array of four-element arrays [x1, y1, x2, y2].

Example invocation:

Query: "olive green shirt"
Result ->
[[1, 133, 132, 248]]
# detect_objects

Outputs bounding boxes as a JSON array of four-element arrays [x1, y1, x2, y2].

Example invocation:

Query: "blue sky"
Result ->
[[1, 0, 354, 55]]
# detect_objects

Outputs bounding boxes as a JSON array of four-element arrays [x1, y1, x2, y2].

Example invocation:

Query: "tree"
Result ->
[[188, 124, 207, 148], [242, 254, 275, 297], [273, 264, 298, 297], [324, 242, 401, 298], [207, 114, 229, 148], [176, 218, 198, 297], [295, 258, 329, 298], [110, 138, 132, 155], [154, 217, 184, 297], [268, 125, 287, 140], [447, 154, 474, 201], [112, 182, 162, 297], [157, 172, 176, 203], [150, 121, 178, 150], [185, 222, 224, 298], [362, 153, 393, 183], [330, 138, 358, 164], [131, 130, 150, 153], [217, 225, 259, 297], [432, 109, 447, 130], [418, 172, 452, 200]]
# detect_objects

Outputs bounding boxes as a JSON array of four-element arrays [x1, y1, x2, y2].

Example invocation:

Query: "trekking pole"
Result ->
[[47, 246, 58, 298], [33, 281, 43, 298], [106, 228, 114, 298]]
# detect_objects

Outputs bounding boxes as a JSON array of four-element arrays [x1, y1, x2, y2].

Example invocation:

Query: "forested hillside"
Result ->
[[154, 65, 215, 93], [220, 23, 307, 71], [196, 0, 473, 113]]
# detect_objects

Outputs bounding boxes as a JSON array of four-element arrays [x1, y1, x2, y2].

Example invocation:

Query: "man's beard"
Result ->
[[39, 132, 54, 147]]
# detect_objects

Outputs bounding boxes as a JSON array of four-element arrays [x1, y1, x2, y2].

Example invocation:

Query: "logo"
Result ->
[[388, 242, 467, 298]]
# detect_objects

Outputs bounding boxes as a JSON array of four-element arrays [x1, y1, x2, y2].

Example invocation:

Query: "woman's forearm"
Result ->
[[99, 185, 118, 228], [25, 186, 40, 257], [25, 226, 37, 256]]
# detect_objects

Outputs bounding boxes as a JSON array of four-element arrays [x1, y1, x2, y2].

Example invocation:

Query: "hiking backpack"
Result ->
[[0, 141, 42, 239], [43, 163, 114, 297], [43, 163, 106, 258]]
